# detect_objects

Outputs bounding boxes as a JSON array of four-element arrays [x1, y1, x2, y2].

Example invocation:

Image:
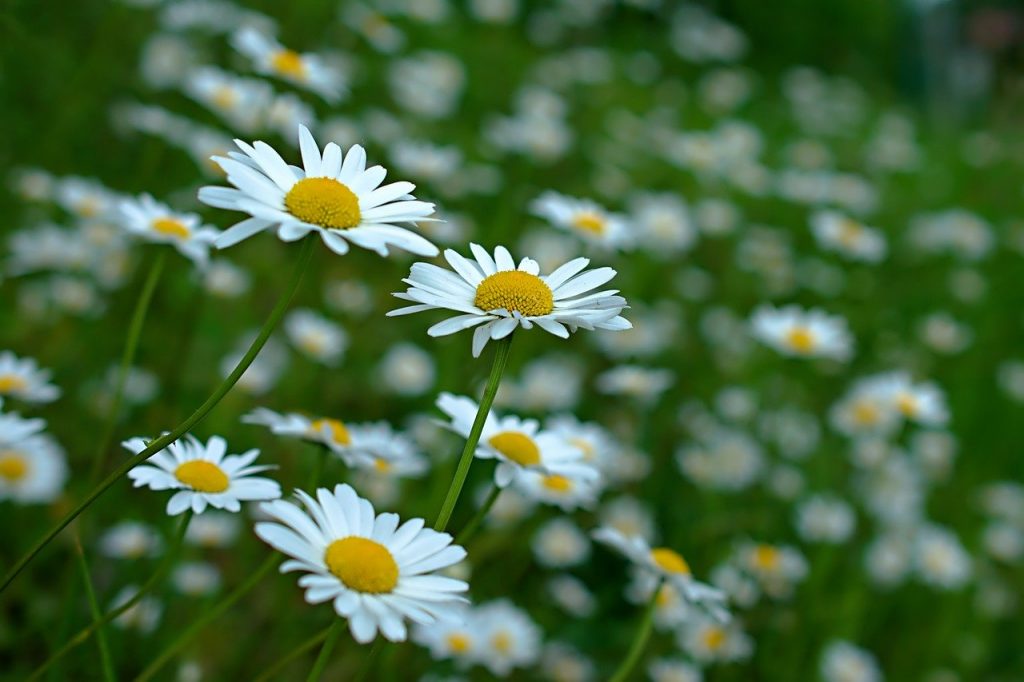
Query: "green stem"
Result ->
[[455, 481, 502, 544], [134, 553, 278, 682], [307, 443, 328, 490], [89, 249, 166, 483], [72, 535, 115, 682], [353, 639, 385, 682], [29, 512, 194, 682], [1, 236, 315, 595], [609, 579, 663, 682], [433, 335, 513, 532], [304, 620, 344, 682], [253, 626, 332, 682]]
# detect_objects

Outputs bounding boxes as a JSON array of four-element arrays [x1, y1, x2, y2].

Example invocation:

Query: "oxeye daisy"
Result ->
[[810, 210, 887, 263], [750, 304, 853, 361], [515, 468, 601, 511], [874, 371, 949, 426], [436, 392, 596, 488], [243, 407, 373, 465], [0, 415, 67, 505], [346, 422, 429, 478], [473, 600, 543, 677], [119, 194, 220, 267], [231, 27, 345, 102], [284, 308, 348, 366], [123, 434, 281, 515], [254, 484, 469, 643], [0, 351, 60, 404], [198, 124, 439, 257], [530, 190, 632, 249], [593, 526, 729, 622], [388, 244, 631, 357]]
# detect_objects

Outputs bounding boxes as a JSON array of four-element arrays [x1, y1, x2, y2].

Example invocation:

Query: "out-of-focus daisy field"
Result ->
[[2, 0, 1023, 680]]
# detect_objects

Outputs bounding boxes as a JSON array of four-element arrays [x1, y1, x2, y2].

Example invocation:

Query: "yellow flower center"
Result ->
[[655, 584, 675, 607], [77, 198, 101, 218], [271, 49, 306, 79], [0, 451, 28, 482], [474, 271, 554, 317], [487, 431, 541, 467], [752, 545, 781, 571], [373, 458, 392, 473], [174, 460, 229, 493], [569, 437, 595, 460], [212, 86, 237, 110], [785, 327, 816, 353], [446, 633, 472, 653], [0, 374, 27, 394], [852, 400, 880, 426], [152, 217, 190, 239], [542, 474, 573, 492], [311, 418, 351, 446], [324, 536, 399, 593], [284, 177, 361, 230], [491, 631, 513, 654], [838, 218, 864, 246], [572, 211, 607, 235], [650, 547, 691, 575], [702, 626, 727, 651], [896, 393, 917, 416]]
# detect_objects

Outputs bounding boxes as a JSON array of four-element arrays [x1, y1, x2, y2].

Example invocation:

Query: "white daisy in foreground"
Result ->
[[119, 194, 220, 267], [123, 434, 281, 515], [531, 190, 632, 249], [750, 304, 853, 361], [436, 392, 596, 488], [811, 210, 887, 263], [593, 526, 729, 622], [255, 484, 468, 643], [232, 27, 345, 102], [389, 244, 631, 357], [0, 351, 60, 404], [198, 124, 438, 257]]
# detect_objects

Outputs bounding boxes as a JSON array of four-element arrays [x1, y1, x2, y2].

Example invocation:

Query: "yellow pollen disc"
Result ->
[[487, 431, 541, 467], [655, 585, 674, 607], [271, 49, 306, 79], [284, 177, 361, 230], [572, 211, 607, 235], [542, 474, 573, 492], [838, 218, 864, 246], [703, 626, 727, 651], [77, 198, 101, 218], [373, 458, 392, 473], [896, 393, 917, 416], [312, 418, 351, 446], [0, 452, 28, 482], [447, 633, 471, 653], [174, 460, 229, 493], [324, 536, 399, 593], [474, 271, 554, 317], [569, 437, 595, 461], [212, 86, 237, 109], [752, 545, 781, 571], [852, 401, 879, 426], [491, 631, 513, 654], [650, 547, 691, 575], [785, 327, 816, 353], [152, 217, 190, 239], [0, 374, 27, 393]]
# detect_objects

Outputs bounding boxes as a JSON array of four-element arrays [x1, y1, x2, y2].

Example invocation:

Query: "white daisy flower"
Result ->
[[99, 521, 162, 559], [119, 194, 220, 267], [55, 177, 120, 220], [530, 190, 632, 249], [231, 27, 345, 102], [411, 608, 478, 666], [123, 434, 282, 515], [811, 210, 887, 263], [172, 561, 222, 597], [874, 371, 949, 427], [254, 483, 469, 643], [472, 599, 542, 676], [735, 542, 808, 599], [436, 392, 597, 488], [750, 304, 853, 361], [0, 424, 67, 504], [185, 511, 241, 548], [284, 308, 347, 365], [183, 66, 271, 133], [820, 641, 883, 682], [109, 586, 162, 633], [198, 124, 439, 257], [389, 244, 631, 357], [515, 467, 600, 511], [242, 407, 402, 467], [346, 421, 429, 478], [593, 526, 729, 622], [0, 351, 60, 404], [677, 614, 753, 664], [532, 518, 591, 568]]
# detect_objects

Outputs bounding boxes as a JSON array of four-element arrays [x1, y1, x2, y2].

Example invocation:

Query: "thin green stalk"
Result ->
[[1, 236, 315, 594], [89, 249, 167, 483], [609, 579, 663, 682], [72, 536, 115, 682], [353, 639, 385, 682], [304, 620, 344, 682], [307, 443, 328, 490], [433, 336, 513, 532], [134, 553, 278, 682], [253, 626, 332, 682], [29, 512, 194, 681], [455, 481, 502, 544]]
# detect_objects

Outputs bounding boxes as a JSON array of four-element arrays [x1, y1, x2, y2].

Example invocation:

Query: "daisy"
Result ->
[[735, 541, 808, 599], [0, 415, 68, 504], [531, 190, 632, 249], [254, 484, 469, 643], [592, 526, 729, 621], [810, 210, 887, 263], [436, 392, 597, 488], [231, 27, 345, 102], [874, 371, 949, 426], [472, 600, 543, 677], [183, 66, 271, 133], [388, 244, 631, 357], [99, 521, 162, 559], [750, 304, 853, 361], [411, 608, 479, 667], [0, 351, 60, 404], [347, 422, 429, 478], [243, 407, 376, 465], [677, 613, 753, 664], [515, 468, 601, 511], [119, 194, 220, 267], [110, 586, 162, 633], [185, 511, 241, 548], [55, 177, 120, 220], [198, 124, 439, 257], [123, 434, 281, 515], [284, 308, 347, 365], [820, 641, 883, 682]]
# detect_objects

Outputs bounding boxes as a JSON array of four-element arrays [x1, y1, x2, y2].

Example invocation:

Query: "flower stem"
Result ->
[[89, 249, 167, 483], [455, 481, 502, 544], [304, 619, 344, 682], [609, 579, 663, 682], [1, 236, 315, 595], [353, 639, 385, 682], [29, 511, 194, 681], [433, 335, 513, 532], [72, 535, 115, 682], [253, 626, 332, 682]]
